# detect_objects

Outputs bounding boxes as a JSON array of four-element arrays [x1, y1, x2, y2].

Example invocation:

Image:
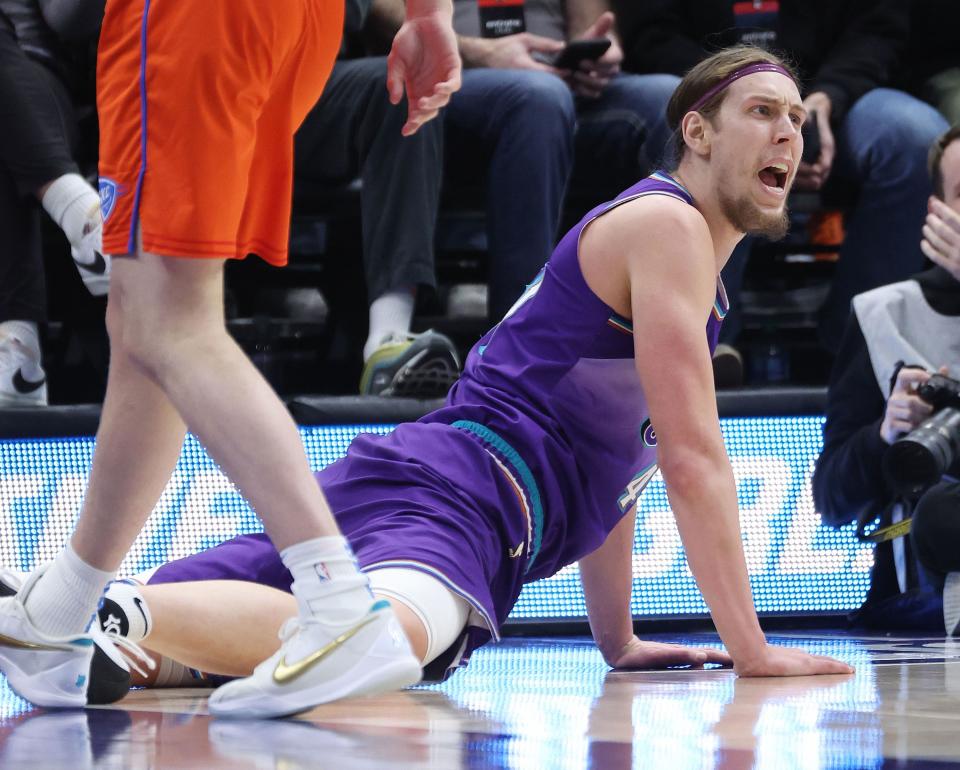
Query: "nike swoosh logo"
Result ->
[[133, 597, 149, 633], [272, 615, 378, 685], [12, 368, 45, 394], [508, 542, 524, 559], [0, 631, 72, 653], [77, 250, 107, 276]]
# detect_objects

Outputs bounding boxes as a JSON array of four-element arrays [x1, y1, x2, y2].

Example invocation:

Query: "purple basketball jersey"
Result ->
[[150, 172, 728, 673], [423, 170, 728, 582]]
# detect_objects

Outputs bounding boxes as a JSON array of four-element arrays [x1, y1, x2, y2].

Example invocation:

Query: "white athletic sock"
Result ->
[[0, 321, 40, 358], [40, 173, 100, 246], [23, 543, 115, 636], [281, 536, 374, 625], [363, 288, 416, 361]]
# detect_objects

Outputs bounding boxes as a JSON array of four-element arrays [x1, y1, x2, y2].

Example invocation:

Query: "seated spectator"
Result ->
[[812, 126, 960, 634], [0, 0, 108, 408], [294, 0, 460, 397], [616, 0, 950, 353], [901, 0, 960, 127], [370, 0, 680, 321]]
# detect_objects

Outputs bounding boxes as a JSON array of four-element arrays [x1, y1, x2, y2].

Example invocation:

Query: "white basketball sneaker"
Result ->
[[71, 203, 110, 297], [207, 599, 422, 719], [0, 569, 151, 708], [0, 336, 46, 408]]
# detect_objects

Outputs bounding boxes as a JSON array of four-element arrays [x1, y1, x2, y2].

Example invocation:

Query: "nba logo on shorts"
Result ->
[[99, 178, 119, 224]]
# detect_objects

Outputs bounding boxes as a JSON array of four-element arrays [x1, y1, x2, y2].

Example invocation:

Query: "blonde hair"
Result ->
[[664, 45, 800, 168]]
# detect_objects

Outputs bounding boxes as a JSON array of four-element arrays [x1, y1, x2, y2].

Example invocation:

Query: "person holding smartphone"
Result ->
[[370, 0, 681, 323]]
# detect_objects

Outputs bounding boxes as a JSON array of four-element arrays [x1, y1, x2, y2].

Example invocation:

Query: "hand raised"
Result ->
[[922, 197, 960, 281]]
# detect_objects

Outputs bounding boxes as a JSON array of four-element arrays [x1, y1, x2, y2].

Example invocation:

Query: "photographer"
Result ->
[[812, 126, 960, 634]]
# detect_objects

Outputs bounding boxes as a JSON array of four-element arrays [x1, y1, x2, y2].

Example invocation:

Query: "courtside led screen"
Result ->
[[0, 416, 871, 620]]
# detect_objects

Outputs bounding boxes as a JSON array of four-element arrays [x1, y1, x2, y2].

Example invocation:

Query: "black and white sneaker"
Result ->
[[71, 203, 110, 297], [0, 336, 47, 408], [0, 568, 153, 708], [97, 580, 151, 643], [359, 330, 461, 398]]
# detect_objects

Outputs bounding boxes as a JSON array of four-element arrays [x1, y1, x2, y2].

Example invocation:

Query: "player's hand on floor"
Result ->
[[387, 11, 462, 136], [608, 636, 732, 669], [734, 644, 854, 677]]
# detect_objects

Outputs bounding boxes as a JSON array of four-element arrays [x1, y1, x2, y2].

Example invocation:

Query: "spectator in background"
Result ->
[[451, 0, 682, 320], [812, 126, 960, 634], [901, 0, 960, 126], [0, 0, 108, 408], [616, 0, 949, 353], [370, 0, 679, 321], [295, 0, 460, 396]]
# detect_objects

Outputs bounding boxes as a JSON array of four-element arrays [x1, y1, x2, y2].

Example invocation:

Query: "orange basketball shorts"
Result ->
[[97, 0, 343, 265]]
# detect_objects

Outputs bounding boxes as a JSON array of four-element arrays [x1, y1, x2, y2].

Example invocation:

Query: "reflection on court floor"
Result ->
[[1, 631, 960, 769]]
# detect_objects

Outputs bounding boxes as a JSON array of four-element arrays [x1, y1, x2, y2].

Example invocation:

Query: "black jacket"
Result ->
[[812, 266, 960, 526], [615, 0, 909, 125]]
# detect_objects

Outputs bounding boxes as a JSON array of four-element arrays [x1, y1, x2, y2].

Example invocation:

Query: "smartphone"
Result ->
[[801, 111, 821, 164], [538, 38, 611, 70]]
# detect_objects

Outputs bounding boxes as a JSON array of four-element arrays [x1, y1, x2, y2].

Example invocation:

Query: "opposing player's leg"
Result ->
[[0, 0, 420, 711], [0, 273, 182, 706], [97, 569, 468, 696], [92, 250, 419, 712]]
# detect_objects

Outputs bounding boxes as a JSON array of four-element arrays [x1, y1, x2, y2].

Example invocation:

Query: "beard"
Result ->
[[719, 189, 790, 240]]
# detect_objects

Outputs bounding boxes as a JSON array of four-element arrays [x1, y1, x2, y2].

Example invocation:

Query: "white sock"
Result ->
[[363, 289, 416, 361], [0, 320, 40, 358], [40, 173, 100, 246], [281, 536, 374, 625], [23, 543, 115, 637]]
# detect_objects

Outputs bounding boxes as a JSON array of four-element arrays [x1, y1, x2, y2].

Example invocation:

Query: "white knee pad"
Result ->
[[366, 567, 470, 665]]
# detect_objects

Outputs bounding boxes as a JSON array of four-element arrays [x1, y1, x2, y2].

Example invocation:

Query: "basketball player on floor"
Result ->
[[0, 0, 461, 718], [58, 45, 854, 689]]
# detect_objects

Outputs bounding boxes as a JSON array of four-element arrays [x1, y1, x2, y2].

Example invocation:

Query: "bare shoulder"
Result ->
[[580, 195, 713, 312], [607, 193, 707, 242]]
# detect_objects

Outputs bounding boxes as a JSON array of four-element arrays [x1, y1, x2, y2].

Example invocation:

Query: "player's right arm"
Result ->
[[580, 197, 853, 678]]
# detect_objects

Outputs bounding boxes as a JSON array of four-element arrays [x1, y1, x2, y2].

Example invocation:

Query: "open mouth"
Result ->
[[758, 162, 789, 192]]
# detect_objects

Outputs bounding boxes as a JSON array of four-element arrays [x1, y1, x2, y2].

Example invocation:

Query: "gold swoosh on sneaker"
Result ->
[[272, 615, 378, 685], [0, 632, 72, 652]]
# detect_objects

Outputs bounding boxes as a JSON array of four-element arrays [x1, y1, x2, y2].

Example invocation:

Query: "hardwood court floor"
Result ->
[[2, 630, 960, 769]]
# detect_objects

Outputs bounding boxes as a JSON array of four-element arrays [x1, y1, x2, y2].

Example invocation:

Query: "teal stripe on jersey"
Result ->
[[451, 420, 544, 572]]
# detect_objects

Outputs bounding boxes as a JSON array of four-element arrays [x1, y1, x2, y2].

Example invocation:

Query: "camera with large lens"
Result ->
[[884, 373, 960, 496]]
